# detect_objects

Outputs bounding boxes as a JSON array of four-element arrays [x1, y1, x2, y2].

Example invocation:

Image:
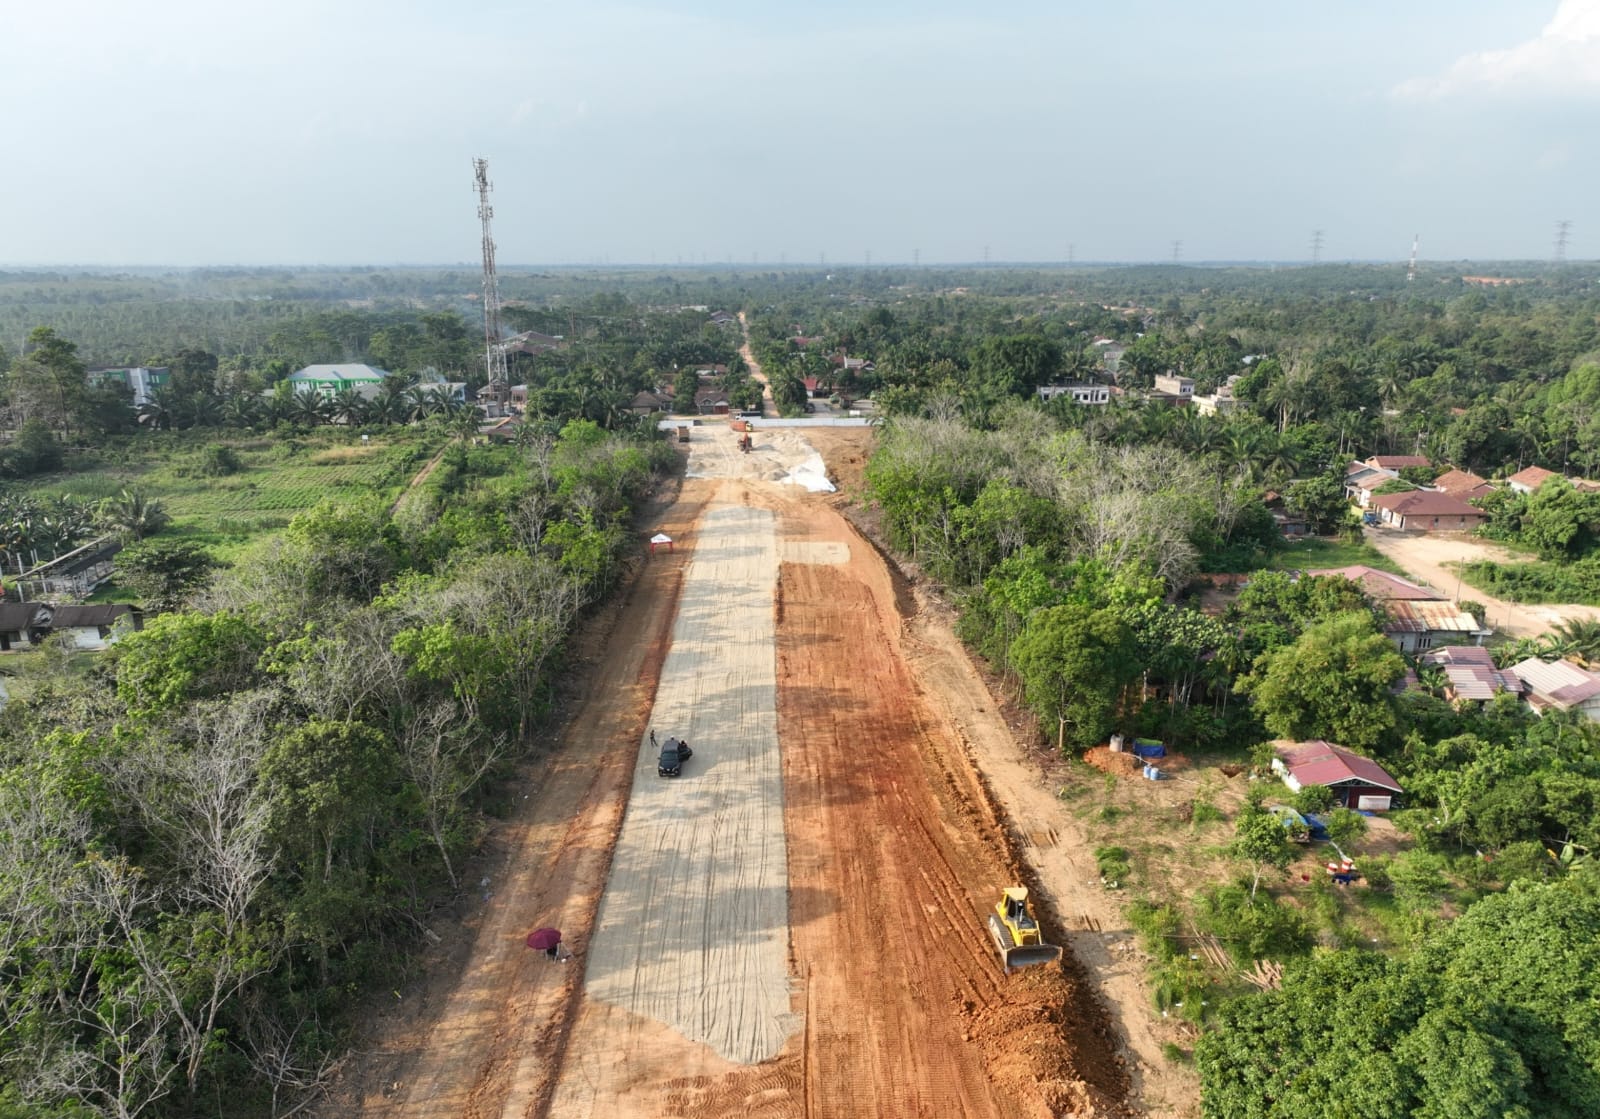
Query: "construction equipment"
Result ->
[[739, 432, 753, 453], [987, 887, 1063, 973], [676, 426, 690, 444]]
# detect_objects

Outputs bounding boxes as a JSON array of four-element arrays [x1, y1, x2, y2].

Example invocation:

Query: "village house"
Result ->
[[1364, 454, 1432, 472], [627, 390, 667, 415], [86, 365, 169, 407], [1343, 462, 1399, 507], [1418, 645, 1525, 705], [0, 602, 140, 652], [1506, 658, 1600, 722], [1273, 740, 1403, 811], [1367, 489, 1488, 532], [1307, 565, 1488, 652], [1431, 468, 1495, 501], [1192, 381, 1242, 416], [694, 386, 731, 415], [1151, 373, 1195, 398], [1037, 382, 1110, 405], [1507, 465, 1560, 495]]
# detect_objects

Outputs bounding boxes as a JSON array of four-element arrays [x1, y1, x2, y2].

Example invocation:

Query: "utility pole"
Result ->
[[1310, 229, 1324, 265], [1555, 219, 1572, 263], [1407, 234, 1420, 283], [472, 158, 509, 398]]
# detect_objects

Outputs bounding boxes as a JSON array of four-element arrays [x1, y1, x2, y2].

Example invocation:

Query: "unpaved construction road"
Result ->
[[1364, 526, 1600, 638], [326, 421, 1136, 1119]]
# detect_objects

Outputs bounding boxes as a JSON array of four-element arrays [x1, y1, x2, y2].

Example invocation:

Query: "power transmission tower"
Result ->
[[983, 245, 991, 266], [864, 249, 871, 266], [473, 158, 510, 399], [1310, 229, 1324, 265], [912, 248, 920, 267], [1171, 240, 1183, 264], [1555, 219, 1572, 263], [1067, 243, 1075, 266], [1407, 234, 1420, 282]]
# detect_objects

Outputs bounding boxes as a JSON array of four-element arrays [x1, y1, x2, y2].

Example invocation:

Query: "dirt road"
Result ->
[[1364, 527, 1600, 638], [330, 421, 1137, 1119], [737, 311, 776, 418]]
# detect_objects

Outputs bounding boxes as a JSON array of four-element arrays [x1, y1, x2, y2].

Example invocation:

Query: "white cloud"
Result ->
[[1395, 0, 1600, 98]]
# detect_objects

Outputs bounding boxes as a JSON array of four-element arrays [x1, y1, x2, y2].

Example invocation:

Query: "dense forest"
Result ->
[[4, 261, 1600, 1115]]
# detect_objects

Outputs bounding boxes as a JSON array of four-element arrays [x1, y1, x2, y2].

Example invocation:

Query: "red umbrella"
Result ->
[[526, 927, 562, 951]]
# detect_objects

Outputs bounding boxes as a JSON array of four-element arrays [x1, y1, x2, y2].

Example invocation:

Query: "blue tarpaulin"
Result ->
[[1131, 738, 1166, 758]]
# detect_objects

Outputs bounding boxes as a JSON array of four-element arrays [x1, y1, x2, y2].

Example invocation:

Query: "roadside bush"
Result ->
[[1292, 783, 1336, 815], [197, 443, 244, 476], [1196, 884, 1312, 964], [1095, 845, 1131, 886], [1128, 899, 1182, 958]]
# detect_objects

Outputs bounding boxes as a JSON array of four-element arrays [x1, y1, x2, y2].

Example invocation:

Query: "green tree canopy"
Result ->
[[1237, 611, 1405, 750], [1008, 603, 1139, 751]]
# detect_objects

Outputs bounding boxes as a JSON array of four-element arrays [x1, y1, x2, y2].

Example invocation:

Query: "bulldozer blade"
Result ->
[[1001, 944, 1064, 972], [988, 913, 1062, 973]]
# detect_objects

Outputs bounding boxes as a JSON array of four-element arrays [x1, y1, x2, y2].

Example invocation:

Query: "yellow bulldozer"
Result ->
[[987, 887, 1064, 973]]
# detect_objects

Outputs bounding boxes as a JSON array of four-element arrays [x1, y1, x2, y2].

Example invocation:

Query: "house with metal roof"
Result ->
[[1368, 489, 1488, 532], [1419, 645, 1524, 704], [1506, 658, 1600, 722], [1365, 455, 1431, 471], [286, 363, 391, 399], [1272, 740, 1403, 811], [1306, 566, 1490, 652]]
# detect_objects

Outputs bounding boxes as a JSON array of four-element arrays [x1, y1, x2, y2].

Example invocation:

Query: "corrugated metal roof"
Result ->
[[1508, 658, 1600, 708], [1385, 600, 1483, 633], [1277, 741, 1402, 794]]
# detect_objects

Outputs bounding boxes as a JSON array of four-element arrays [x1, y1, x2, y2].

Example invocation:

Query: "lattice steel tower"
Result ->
[[473, 158, 510, 394]]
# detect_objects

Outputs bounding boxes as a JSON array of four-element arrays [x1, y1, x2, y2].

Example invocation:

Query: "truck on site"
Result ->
[[677, 426, 690, 443], [987, 886, 1064, 973]]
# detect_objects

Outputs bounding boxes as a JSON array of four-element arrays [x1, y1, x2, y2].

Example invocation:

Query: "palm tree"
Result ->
[[137, 386, 178, 430], [291, 389, 331, 427], [221, 394, 261, 429], [329, 388, 369, 426], [1547, 619, 1600, 667], [98, 488, 170, 542]]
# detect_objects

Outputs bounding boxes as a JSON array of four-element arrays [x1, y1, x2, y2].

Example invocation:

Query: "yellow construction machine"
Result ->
[[987, 887, 1063, 973]]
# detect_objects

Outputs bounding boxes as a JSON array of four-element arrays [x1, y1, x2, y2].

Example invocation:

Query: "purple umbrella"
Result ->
[[526, 927, 562, 952]]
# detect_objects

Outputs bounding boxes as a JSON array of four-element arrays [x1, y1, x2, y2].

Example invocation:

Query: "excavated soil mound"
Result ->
[[1083, 746, 1192, 779]]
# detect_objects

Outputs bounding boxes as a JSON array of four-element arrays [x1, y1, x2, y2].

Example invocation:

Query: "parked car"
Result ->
[[657, 736, 693, 778]]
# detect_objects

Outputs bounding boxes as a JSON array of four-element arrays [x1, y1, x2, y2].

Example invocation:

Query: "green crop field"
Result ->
[[30, 431, 442, 562]]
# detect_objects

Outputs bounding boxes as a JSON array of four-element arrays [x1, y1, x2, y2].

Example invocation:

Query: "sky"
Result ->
[[0, 0, 1596, 266]]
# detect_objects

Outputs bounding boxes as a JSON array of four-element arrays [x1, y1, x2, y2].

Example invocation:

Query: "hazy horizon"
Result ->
[[3, 1, 1596, 268]]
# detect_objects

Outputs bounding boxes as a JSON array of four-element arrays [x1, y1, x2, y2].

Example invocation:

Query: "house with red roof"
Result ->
[[1507, 465, 1559, 495], [1432, 468, 1495, 500], [1368, 489, 1488, 532], [1419, 645, 1525, 704], [1272, 741, 1403, 811], [1365, 455, 1431, 471]]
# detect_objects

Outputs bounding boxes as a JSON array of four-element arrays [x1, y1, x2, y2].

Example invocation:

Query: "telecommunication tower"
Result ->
[[1407, 234, 1420, 283], [473, 158, 510, 396], [1555, 219, 1572, 263]]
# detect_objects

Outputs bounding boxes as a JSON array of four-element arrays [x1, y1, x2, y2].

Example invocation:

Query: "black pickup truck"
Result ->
[[657, 736, 693, 778]]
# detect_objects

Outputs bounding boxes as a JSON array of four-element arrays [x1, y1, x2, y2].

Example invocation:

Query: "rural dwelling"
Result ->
[[1151, 373, 1195, 397], [1344, 461, 1398, 506], [1192, 383, 1242, 416], [0, 602, 46, 651], [287, 363, 390, 400], [627, 391, 666, 415], [1273, 741, 1403, 811], [1037, 382, 1110, 405], [1364, 455, 1431, 472], [1306, 566, 1489, 652], [1507, 465, 1559, 495], [1506, 658, 1600, 722], [503, 330, 563, 355], [694, 387, 731, 415], [1368, 489, 1487, 532], [1432, 468, 1495, 501], [1419, 645, 1525, 704], [0, 602, 139, 651], [86, 366, 170, 407]]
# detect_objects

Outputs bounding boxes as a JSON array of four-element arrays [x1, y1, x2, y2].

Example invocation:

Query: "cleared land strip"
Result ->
[[575, 502, 794, 1064]]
